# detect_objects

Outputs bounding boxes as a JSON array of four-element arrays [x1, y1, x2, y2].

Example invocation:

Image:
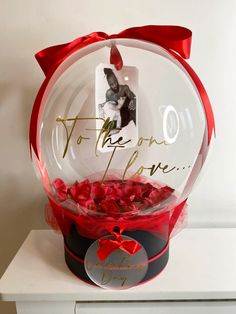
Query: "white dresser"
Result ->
[[0, 229, 236, 314]]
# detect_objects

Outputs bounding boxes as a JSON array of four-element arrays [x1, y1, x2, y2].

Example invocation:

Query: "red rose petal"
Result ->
[[91, 181, 106, 200], [69, 179, 91, 203], [53, 178, 68, 201], [53, 178, 68, 193], [56, 190, 68, 202], [100, 199, 120, 213], [148, 186, 174, 205]]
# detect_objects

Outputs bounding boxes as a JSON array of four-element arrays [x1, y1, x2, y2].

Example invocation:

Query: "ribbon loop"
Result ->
[[110, 45, 123, 70]]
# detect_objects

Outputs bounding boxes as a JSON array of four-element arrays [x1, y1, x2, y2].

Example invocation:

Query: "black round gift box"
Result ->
[[64, 224, 169, 286]]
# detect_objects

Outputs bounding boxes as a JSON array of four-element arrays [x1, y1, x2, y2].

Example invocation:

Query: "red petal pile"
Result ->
[[52, 178, 174, 216]]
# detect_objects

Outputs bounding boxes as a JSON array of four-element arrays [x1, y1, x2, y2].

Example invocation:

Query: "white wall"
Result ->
[[1, 1, 235, 313]]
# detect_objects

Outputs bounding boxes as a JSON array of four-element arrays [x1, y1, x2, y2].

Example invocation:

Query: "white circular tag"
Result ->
[[84, 235, 148, 289]]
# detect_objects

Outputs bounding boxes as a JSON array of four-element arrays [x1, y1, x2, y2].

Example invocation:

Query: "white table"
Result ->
[[0, 229, 236, 314]]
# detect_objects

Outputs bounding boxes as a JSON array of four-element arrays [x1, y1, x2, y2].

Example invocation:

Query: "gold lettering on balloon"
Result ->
[[56, 116, 104, 158], [95, 117, 131, 157], [122, 150, 176, 180], [137, 136, 168, 147], [56, 115, 187, 181]]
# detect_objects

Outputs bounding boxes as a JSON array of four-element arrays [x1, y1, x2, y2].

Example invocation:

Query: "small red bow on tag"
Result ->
[[97, 233, 142, 261]]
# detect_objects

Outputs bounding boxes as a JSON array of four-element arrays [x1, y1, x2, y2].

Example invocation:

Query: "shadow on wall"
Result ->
[[0, 81, 50, 266], [0, 11, 83, 311], [0, 84, 49, 314]]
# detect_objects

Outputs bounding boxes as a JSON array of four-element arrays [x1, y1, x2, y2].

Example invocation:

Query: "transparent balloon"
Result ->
[[33, 38, 209, 221]]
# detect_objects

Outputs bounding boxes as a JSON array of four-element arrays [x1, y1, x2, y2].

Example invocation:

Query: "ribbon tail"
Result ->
[[35, 32, 110, 76], [120, 240, 142, 256], [169, 198, 187, 235], [169, 49, 215, 144], [116, 25, 192, 59], [35, 43, 69, 76]]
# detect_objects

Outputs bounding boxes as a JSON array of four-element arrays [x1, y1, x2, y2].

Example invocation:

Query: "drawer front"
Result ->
[[76, 301, 236, 314]]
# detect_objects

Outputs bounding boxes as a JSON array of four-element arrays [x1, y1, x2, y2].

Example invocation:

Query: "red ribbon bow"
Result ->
[[35, 26, 192, 76], [97, 233, 142, 261], [30, 25, 215, 160]]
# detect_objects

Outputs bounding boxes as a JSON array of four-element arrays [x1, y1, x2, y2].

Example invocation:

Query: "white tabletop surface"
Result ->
[[0, 228, 236, 302]]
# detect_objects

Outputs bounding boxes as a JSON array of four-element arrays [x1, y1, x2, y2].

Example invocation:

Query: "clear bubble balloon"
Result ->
[[33, 38, 210, 219]]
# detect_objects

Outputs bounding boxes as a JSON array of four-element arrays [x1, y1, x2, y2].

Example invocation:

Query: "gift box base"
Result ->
[[64, 225, 169, 287]]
